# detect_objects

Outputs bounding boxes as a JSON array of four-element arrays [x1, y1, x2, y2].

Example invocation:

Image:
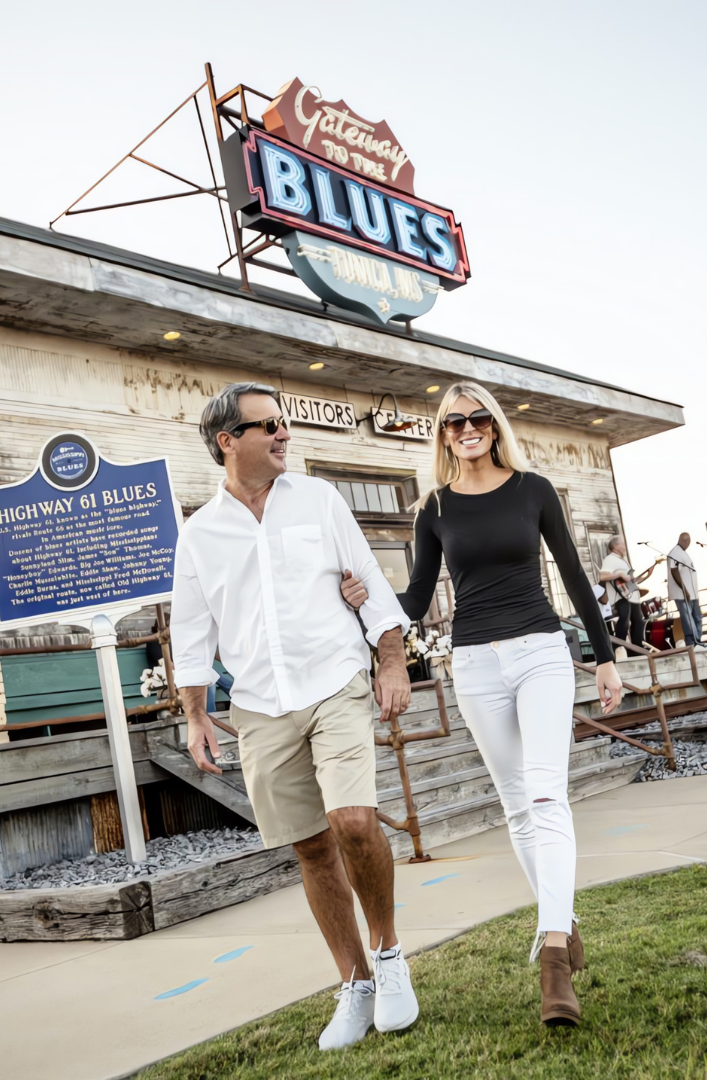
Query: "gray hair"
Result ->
[[607, 534, 623, 553], [200, 382, 279, 466]]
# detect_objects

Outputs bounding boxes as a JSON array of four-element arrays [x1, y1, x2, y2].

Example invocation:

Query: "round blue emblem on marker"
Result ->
[[40, 432, 98, 490], [49, 441, 89, 480]]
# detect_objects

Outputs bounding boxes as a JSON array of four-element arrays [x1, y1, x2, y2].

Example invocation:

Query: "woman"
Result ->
[[343, 381, 623, 1026]]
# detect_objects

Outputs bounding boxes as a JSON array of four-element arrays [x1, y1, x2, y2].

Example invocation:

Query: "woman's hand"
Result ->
[[596, 661, 623, 715], [341, 569, 369, 609]]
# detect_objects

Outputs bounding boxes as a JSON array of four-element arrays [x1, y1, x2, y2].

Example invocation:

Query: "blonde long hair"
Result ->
[[415, 381, 528, 511]]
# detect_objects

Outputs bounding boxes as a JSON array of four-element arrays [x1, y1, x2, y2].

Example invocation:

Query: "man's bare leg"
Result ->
[[327, 806, 397, 951], [293, 828, 370, 982]]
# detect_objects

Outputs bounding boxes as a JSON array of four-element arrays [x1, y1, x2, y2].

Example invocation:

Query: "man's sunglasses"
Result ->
[[230, 415, 289, 438], [441, 409, 493, 434]]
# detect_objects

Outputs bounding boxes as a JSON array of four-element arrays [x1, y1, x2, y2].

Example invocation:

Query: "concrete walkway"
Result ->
[[2, 776, 706, 1080]]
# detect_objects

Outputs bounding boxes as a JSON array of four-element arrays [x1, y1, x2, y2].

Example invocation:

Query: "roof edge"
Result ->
[[0, 216, 683, 411]]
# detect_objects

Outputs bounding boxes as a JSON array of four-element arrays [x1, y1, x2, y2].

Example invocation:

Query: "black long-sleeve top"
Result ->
[[399, 472, 614, 665]]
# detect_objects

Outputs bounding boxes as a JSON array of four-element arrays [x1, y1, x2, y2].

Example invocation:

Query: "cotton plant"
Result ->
[[404, 626, 429, 660], [426, 630, 453, 678], [404, 627, 453, 679], [140, 659, 169, 698]]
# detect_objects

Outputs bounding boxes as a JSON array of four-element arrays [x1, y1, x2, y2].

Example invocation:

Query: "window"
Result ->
[[542, 541, 575, 619], [370, 544, 412, 592], [585, 526, 619, 582], [556, 490, 574, 540], [310, 467, 418, 516]]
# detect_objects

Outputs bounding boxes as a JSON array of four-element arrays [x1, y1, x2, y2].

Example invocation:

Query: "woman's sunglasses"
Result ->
[[231, 415, 289, 438], [441, 409, 493, 434]]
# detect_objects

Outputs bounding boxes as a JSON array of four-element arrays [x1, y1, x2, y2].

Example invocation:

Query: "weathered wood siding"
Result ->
[[0, 324, 621, 605]]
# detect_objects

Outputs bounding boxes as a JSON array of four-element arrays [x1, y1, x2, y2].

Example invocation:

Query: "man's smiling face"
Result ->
[[219, 393, 290, 483]]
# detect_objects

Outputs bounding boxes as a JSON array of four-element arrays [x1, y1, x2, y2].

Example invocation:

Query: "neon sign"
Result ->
[[222, 130, 469, 288]]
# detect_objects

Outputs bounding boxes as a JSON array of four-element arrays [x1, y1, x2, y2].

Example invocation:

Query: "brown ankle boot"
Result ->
[[567, 921, 584, 973], [540, 945, 581, 1026]]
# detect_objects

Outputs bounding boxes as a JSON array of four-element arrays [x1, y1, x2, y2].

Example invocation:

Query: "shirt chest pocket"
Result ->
[[281, 524, 324, 569]]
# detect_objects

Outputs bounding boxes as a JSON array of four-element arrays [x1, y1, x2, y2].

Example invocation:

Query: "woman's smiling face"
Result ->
[[441, 395, 497, 464]]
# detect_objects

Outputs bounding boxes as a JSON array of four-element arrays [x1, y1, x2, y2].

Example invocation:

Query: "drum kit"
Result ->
[[640, 595, 675, 650]]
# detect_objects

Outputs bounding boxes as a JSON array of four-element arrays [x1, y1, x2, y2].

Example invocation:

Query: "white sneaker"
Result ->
[[371, 942, 419, 1033], [318, 980, 375, 1051]]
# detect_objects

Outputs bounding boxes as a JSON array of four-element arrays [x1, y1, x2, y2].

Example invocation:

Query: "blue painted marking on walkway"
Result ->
[[155, 979, 208, 1000], [394, 903, 406, 909], [214, 946, 255, 964], [421, 874, 460, 887], [606, 824, 649, 837]]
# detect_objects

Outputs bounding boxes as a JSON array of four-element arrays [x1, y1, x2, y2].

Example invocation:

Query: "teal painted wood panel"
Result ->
[[2, 648, 159, 725]]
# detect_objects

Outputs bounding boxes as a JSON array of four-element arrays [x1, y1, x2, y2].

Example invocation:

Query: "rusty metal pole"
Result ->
[[155, 603, 179, 714], [647, 653, 677, 770], [387, 711, 430, 863], [374, 679, 449, 861]]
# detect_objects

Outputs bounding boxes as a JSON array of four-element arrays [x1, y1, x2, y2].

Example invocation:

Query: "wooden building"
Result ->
[[0, 216, 691, 889], [0, 216, 684, 644]]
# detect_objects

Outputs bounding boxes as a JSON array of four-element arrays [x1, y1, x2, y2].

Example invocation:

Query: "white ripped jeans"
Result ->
[[452, 630, 576, 935]]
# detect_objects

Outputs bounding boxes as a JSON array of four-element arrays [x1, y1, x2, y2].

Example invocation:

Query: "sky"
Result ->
[[1, 0, 706, 597]]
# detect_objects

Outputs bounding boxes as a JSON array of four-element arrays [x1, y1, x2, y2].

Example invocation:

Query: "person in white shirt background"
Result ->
[[592, 582, 614, 625], [599, 535, 655, 652], [667, 532, 704, 648], [170, 382, 418, 1052]]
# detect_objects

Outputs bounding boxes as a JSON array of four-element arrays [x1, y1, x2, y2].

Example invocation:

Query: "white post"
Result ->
[[91, 613, 147, 863]]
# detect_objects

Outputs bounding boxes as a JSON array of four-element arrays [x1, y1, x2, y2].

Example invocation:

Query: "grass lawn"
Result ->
[[137, 865, 707, 1079]]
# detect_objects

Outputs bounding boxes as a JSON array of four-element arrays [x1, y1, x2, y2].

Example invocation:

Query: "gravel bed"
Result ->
[[609, 727, 707, 781], [0, 826, 262, 891]]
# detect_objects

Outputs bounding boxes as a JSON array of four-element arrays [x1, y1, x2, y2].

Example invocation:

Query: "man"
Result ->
[[170, 382, 418, 1051], [599, 535, 654, 652], [667, 532, 703, 648]]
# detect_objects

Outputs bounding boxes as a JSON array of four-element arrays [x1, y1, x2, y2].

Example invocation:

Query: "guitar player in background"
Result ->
[[600, 535, 658, 653]]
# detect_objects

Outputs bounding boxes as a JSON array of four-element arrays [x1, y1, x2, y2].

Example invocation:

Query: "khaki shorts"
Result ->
[[229, 670, 377, 848]]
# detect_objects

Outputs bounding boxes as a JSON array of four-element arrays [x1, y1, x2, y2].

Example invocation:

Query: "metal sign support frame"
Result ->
[[49, 64, 295, 295]]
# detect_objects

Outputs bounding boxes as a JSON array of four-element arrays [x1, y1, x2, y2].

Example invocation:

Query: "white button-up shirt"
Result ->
[[171, 473, 410, 717]]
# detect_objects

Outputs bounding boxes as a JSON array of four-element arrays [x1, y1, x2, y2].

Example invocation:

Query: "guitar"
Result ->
[[614, 558, 664, 601]]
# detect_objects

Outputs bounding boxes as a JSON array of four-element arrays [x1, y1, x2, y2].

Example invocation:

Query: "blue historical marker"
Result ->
[[0, 432, 182, 629]]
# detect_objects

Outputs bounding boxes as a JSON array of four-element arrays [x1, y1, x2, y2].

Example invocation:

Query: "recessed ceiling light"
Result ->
[[426, 385, 440, 393], [591, 418, 604, 425], [163, 331, 181, 341], [517, 403, 531, 411], [309, 362, 325, 370]]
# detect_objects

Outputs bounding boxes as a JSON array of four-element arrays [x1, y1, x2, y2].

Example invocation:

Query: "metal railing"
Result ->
[[373, 678, 451, 863], [564, 617, 707, 769]]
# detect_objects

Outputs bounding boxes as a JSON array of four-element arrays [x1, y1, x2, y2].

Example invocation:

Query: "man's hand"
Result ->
[[375, 626, 411, 721], [596, 661, 623, 715], [181, 686, 223, 775], [341, 569, 368, 609]]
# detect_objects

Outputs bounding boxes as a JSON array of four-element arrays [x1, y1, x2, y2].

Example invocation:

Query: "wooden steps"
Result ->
[[376, 731, 646, 859], [146, 731, 256, 825], [0, 683, 648, 939]]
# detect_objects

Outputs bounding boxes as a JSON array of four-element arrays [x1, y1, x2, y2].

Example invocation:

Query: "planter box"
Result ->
[[0, 843, 300, 942]]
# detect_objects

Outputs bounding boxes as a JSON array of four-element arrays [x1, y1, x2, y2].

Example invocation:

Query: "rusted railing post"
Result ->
[[375, 678, 451, 863], [155, 603, 179, 715]]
